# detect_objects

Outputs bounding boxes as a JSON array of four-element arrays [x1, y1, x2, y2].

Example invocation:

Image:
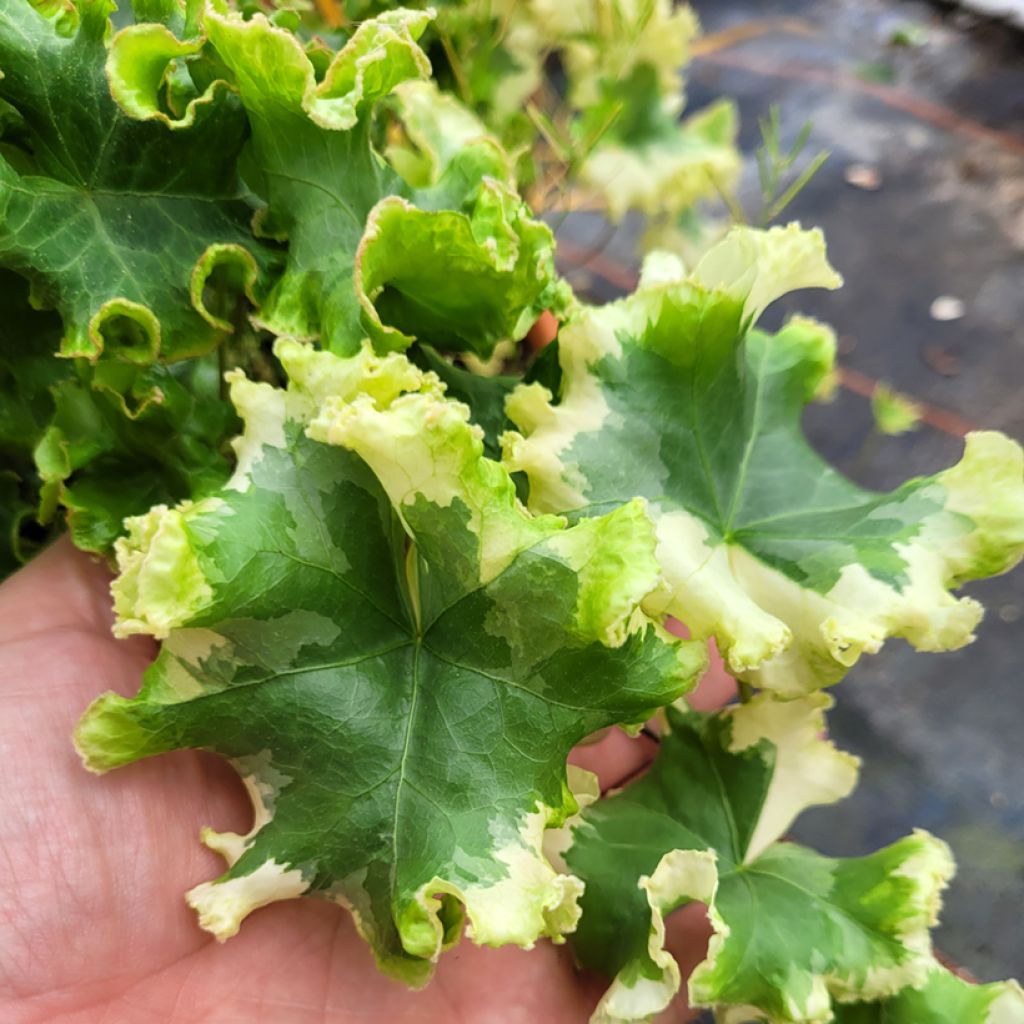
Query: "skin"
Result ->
[[0, 539, 734, 1024]]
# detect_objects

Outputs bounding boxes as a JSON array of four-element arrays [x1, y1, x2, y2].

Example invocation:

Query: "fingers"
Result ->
[[569, 726, 660, 791], [526, 310, 559, 353], [662, 902, 715, 1023], [688, 641, 737, 710]]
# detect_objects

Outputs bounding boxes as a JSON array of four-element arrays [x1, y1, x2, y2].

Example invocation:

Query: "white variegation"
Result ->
[[582, 102, 741, 224], [725, 693, 860, 861], [592, 848, 723, 1024], [112, 500, 222, 639], [225, 374, 288, 492], [156, 628, 232, 701], [543, 765, 600, 873], [313, 386, 563, 585], [402, 799, 586, 961], [186, 859, 309, 941], [504, 227, 1024, 692], [202, 751, 293, 868], [691, 223, 842, 324]]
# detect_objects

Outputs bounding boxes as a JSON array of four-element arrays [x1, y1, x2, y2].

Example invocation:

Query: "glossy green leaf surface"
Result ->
[[504, 229, 1024, 693], [75, 341, 702, 982], [0, 0, 272, 362], [565, 699, 961, 1023]]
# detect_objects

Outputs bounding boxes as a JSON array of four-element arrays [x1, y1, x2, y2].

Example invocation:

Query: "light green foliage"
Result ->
[[566, 701, 974, 1023], [76, 342, 702, 980], [871, 384, 922, 436], [357, 0, 740, 233], [832, 967, 1024, 1023], [504, 228, 1024, 693]]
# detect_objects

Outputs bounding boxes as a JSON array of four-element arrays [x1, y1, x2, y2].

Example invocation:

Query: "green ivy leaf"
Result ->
[[504, 228, 1024, 694], [74, 340, 703, 982], [563, 697, 975, 1023], [0, 0, 273, 362]]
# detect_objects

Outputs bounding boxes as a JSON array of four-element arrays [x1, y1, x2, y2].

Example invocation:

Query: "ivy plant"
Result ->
[[1, 2, 1022, 1022]]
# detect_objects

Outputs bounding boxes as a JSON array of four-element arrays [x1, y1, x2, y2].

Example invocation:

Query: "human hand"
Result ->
[[0, 539, 732, 1024]]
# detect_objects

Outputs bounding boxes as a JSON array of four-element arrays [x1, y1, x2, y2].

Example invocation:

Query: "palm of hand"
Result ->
[[0, 541, 714, 1024]]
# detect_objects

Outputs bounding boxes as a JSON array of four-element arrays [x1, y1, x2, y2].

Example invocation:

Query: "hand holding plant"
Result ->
[[1, 4, 1023, 1023]]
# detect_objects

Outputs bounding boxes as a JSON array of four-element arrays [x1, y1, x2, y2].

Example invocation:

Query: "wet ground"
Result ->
[[555, 0, 1024, 985]]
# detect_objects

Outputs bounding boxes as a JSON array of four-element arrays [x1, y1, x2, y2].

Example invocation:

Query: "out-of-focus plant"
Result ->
[[265, 0, 743, 246]]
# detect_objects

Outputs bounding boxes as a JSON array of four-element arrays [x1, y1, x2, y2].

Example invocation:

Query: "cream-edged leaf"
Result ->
[[75, 341, 702, 982], [195, 3, 559, 357], [0, 0, 274, 362], [504, 226, 1024, 694], [566, 703, 964, 1023], [831, 966, 1024, 1024]]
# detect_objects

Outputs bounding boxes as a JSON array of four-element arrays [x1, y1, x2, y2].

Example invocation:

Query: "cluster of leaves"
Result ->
[[3, 2, 1024, 1022], [0, 0, 565, 564], [263, 0, 744, 245]]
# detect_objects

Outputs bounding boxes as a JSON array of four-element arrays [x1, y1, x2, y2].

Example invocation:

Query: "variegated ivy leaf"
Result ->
[[74, 340, 703, 983], [503, 226, 1024, 694], [563, 696, 970, 1024], [409, 344, 519, 462], [350, 0, 741, 231], [375, 77, 570, 351], [535, 0, 700, 114], [116, 2, 563, 357], [580, 99, 741, 227], [830, 966, 1024, 1024], [0, 0, 274, 362], [554, 0, 740, 226], [385, 79, 510, 190]]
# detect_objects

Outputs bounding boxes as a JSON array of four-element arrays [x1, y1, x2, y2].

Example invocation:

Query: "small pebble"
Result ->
[[930, 295, 966, 321], [998, 603, 1021, 623], [844, 163, 883, 190]]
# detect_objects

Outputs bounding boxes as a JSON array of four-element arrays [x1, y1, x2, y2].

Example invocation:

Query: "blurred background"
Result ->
[[554, 0, 1024, 985]]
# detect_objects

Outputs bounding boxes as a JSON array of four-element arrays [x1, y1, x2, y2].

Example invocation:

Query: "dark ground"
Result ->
[[555, 0, 1024, 985]]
